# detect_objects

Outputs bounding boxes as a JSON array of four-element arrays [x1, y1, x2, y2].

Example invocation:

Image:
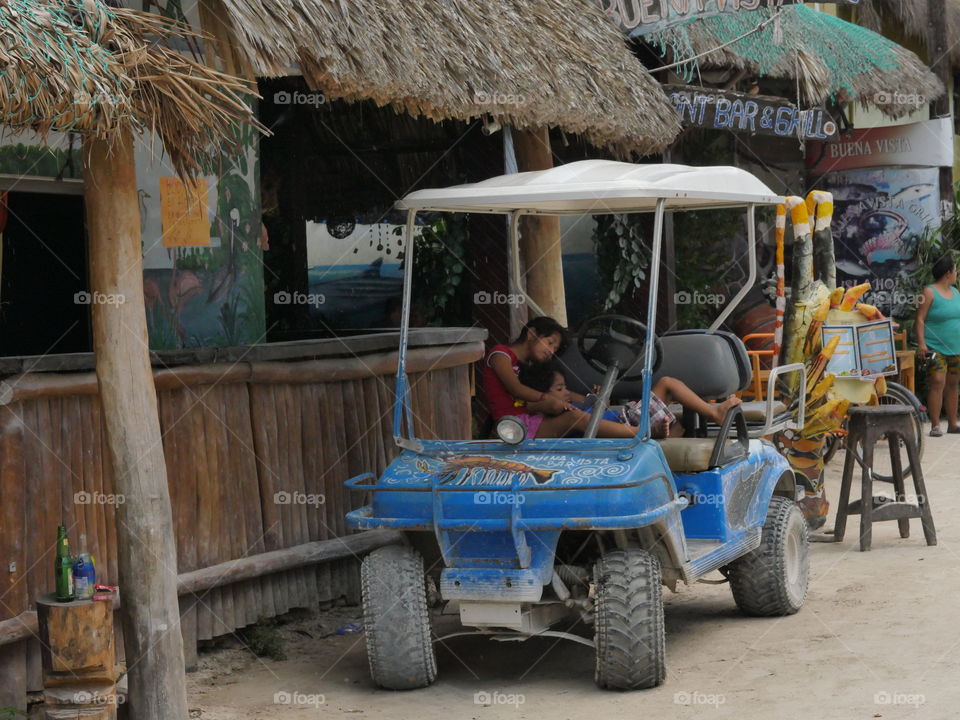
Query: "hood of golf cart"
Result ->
[[345, 441, 687, 534], [387, 446, 651, 487]]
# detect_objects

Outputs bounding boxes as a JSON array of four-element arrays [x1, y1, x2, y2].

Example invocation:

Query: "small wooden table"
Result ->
[[37, 593, 118, 719]]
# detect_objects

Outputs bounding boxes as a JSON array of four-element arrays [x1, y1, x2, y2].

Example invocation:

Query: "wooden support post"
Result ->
[[0, 407, 27, 711], [513, 128, 567, 326], [83, 129, 188, 720], [928, 0, 954, 210]]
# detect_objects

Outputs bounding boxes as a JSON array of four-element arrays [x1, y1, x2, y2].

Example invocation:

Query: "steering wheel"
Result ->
[[577, 314, 662, 382]]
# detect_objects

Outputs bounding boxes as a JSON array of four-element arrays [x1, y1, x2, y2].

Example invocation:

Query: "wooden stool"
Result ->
[[833, 405, 936, 552]]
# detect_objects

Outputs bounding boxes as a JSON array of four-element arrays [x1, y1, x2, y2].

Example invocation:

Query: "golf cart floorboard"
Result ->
[[683, 530, 762, 581]]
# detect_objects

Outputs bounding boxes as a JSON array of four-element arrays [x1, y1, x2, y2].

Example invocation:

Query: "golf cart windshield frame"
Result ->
[[394, 194, 776, 454]]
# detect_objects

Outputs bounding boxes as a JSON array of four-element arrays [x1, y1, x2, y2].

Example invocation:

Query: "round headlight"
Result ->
[[496, 416, 526, 445]]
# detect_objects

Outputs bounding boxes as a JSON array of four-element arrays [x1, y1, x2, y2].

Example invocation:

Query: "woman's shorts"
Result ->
[[928, 353, 960, 376]]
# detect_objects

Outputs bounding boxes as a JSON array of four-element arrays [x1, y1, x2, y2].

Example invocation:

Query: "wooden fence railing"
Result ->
[[0, 331, 484, 709]]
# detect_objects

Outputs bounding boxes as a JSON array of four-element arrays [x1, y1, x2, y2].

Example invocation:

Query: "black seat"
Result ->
[[556, 329, 751, 402]]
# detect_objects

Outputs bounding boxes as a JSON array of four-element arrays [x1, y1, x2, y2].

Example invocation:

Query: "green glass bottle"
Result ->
[[55, 525, 74, 602]]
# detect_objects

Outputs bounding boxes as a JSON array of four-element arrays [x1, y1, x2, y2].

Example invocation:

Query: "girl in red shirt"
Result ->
[[482, 317, 636, 439]]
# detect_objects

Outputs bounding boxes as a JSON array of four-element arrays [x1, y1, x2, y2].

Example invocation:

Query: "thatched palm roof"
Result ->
[[197, 0, 682, 156], [649, 5, 943, 119], [856, 0, 960, 66], [0, 0, 259, 176]]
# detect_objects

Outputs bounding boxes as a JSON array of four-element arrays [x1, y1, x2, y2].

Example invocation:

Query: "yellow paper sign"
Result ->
[[159, 177, 211, 247]]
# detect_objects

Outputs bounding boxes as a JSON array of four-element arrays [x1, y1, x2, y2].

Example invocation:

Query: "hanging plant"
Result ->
[[405, 213, 471, 325], [594, 214, 650, 311]]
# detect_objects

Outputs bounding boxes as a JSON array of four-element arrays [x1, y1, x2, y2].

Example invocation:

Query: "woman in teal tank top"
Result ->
[[916, 256, 960, 436]]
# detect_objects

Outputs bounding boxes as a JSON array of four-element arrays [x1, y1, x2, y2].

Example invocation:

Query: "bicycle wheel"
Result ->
[[847, 381, 924, 482]]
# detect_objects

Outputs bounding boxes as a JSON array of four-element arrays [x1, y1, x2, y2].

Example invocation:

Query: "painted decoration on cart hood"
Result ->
[[432, 457, 560, 487], [382, 452, 635, 487]]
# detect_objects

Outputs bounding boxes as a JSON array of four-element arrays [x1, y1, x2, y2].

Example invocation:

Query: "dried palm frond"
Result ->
[[0, 0, 262, 177], [858, 0, 960, 66], [108, 6, 265, 176], [794, 49, 831, 106], [198, 0, 682, 157]]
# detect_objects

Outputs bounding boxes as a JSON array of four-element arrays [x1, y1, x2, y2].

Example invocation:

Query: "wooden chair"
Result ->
[[740, 333, 775, 401], [893, 329, 916, 393]]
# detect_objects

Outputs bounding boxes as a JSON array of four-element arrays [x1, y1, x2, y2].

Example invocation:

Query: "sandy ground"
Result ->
[[188, 433, 960, 720]]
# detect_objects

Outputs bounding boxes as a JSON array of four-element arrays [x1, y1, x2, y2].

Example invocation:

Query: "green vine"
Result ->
[[593, 214, 650, 311], [672, 208, 742, 328], [408, 213, 471, 325]]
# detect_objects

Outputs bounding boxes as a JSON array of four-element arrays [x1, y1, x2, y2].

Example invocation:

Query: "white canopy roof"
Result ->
[[396, 160, 782, 214]]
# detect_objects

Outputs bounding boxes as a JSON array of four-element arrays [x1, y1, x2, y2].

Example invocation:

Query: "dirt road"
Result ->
[[188, 436, 960, 720]]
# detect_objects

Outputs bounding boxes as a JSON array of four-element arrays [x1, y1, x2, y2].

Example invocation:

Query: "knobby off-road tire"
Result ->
[[593, 548, 666, 690], [725, 496, 809, 617], [361, 545, 437, 690]]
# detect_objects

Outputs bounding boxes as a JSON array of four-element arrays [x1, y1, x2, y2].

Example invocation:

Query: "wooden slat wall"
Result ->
[[0, 353, 474, 709]]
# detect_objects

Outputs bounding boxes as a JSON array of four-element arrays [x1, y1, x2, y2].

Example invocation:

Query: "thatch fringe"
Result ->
[[0, 0, 261, 177], [198, 0, 682, 156], [651, 5, 943, 119], [856, 0, 960, 65]]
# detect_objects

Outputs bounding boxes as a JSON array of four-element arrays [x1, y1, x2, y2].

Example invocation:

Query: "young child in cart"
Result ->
[[520, 362, 740, 439], [482, 316, 741, 440]]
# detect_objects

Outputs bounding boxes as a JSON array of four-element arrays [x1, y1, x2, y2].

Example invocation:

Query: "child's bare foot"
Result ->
[[710, 395, 742, 424]]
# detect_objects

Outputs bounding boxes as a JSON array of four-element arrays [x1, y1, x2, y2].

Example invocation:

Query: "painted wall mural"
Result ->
[[305, 219, 406, 329], [819, 167, 941, 317], [0, 131, 82, 179], [139, 122, 266, 349]]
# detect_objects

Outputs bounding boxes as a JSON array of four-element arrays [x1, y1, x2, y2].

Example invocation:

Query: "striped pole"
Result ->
[[806, 190, 836, 290], [773, 204, 786, 369]]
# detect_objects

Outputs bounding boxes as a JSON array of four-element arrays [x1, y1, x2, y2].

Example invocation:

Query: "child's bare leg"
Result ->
[[595, 417, 638, 438], [654, 377, 741, 424], [537, 410, 636, 439], [536, 411, 588, 438]]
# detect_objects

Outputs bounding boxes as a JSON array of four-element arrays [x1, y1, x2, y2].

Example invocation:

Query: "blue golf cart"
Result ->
[[345, 161, 810, 691]]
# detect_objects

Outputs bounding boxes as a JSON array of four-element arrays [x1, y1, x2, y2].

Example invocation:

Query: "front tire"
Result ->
[[593, 549, 666, 690], [725, 496, 809, 616], [361, 545, 437, 689]]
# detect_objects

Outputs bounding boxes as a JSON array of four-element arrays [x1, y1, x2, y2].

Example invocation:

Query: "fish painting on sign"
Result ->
[[816, 167, 940, 316]]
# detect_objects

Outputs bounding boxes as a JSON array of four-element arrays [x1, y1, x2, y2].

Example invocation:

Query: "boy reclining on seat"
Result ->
[[481, 315, 740, 440], [518, 362, 742, 439]]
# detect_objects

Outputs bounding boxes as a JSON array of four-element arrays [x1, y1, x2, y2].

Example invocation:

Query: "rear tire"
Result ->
[[361, 545, 437, 689], [593, 549, 666, 690], [725, 497, 809, 617]]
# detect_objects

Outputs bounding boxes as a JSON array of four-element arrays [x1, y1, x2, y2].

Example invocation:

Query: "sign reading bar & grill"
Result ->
[[665, 85, 839, 141]]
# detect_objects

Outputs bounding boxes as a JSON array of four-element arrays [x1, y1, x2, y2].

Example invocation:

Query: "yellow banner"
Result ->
[[159, 177, 211, 247]]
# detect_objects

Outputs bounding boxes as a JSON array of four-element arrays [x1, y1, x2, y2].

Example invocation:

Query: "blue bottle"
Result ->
[[72, 534, 97, 601]]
